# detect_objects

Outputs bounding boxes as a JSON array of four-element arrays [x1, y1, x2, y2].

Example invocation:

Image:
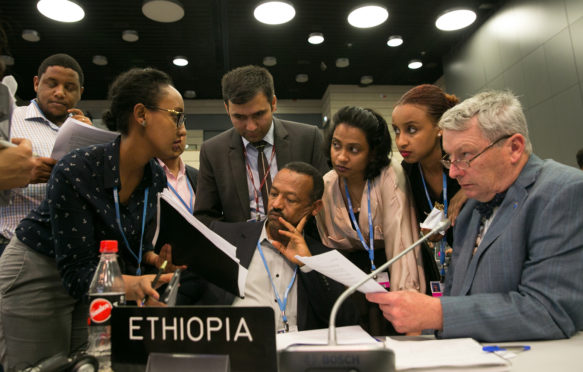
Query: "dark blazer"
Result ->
[[185, 164, 198, 195], [183, 220, 358, 331], [440, 155, 583, 341], [193, 118, 329, 225]]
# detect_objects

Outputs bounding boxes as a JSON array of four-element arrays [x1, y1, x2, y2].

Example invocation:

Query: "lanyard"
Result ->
[[418, 163, 448, 276], [344, 179, 376, 272], [243, 144, 276, 219], [167, 179, 194, 214], [256, 240, 297, 331], [113, 186, 149, 275]]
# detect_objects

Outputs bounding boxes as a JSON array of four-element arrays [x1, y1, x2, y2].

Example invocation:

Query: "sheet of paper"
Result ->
[[276, 325, 379, 350], [158, 190, 239, 261], [296, 250, 387, 293], [385, 337, 510, 371], [51, 117, 119, 160]]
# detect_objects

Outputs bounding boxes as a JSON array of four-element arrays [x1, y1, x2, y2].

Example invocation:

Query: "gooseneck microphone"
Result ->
[[328, 218, 451, 345], [278, 219, 451, 372]]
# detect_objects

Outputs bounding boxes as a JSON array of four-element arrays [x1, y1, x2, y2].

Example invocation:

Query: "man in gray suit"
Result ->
[[194, 65, 328, 224], [367, 90, 583, 341]]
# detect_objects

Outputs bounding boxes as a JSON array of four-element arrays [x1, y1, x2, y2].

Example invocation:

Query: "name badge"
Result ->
[[375, 272, 390, 289], [430, 281, 443, 297]]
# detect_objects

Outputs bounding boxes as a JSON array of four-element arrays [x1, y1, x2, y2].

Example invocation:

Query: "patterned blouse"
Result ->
[[16, 136, 167, 299]]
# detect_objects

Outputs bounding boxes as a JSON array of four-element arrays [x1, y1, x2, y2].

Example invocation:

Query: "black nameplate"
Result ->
[[111, 306, 276, 372]]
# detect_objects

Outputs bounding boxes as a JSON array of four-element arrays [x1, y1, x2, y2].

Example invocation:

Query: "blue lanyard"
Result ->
[[256, 241, 297, 330], [167, 179, 194, 214], [344, 179, 376, 272], [418, 164, 448, 276], [113, 186, 149, 275]]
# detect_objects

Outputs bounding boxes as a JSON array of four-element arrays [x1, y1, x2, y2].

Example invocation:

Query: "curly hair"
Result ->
[[325, 106, 391, 180]]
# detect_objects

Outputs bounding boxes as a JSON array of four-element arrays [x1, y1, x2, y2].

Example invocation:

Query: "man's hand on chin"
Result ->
[[271, 215, 311, 266]]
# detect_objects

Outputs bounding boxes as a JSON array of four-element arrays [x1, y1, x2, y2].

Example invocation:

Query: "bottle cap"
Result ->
[[100, 240, 118, 253]]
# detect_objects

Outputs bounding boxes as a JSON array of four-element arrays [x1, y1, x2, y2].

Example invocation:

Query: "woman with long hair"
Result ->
[[316, 106, 423, 335]]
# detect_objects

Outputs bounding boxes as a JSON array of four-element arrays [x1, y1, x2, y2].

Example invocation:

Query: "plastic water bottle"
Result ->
[[87, 240, 126, 371]]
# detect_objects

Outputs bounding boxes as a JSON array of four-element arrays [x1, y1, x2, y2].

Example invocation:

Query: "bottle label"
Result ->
[[89, 293, 125, 326]]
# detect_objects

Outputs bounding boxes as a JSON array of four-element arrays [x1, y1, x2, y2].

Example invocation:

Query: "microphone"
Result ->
[[278, 219, 451, 372]]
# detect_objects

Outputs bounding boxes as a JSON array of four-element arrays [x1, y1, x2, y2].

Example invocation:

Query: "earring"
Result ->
[[437, 132, 442, 137], [141, 120, 147, 127]]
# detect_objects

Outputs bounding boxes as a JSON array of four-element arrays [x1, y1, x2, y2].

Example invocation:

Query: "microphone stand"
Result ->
[[328, 219, 451, 345]]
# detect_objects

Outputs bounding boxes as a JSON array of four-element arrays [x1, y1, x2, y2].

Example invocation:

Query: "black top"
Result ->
[[402, 161, 460, 247], [16, 137, 167, 299]]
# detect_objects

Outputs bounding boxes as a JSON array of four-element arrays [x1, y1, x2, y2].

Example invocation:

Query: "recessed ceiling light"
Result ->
[[436, 9, 477, 31], [308, 32, 324, 45], [37, 0, 84, 22], [92, 55, 108, 66], [336, 58, 350, 68], [254, 1, 296, 25], [0, 55, 15, 66], [408, 59, 423, 69], [122, 30, 139, 42], [360, 75, 373, 85], [263, 56, 277, 66], [142, 0, 185, 23], [347, 5, 388, 28], [184, 90, 196, 98], [295, 74, 309, 83], [173, 56, 188, 66], [387, 35, 403, 47], [22, 29, 40, 42]]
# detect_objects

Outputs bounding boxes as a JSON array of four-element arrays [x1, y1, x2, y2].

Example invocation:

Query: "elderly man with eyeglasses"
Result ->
[[366, 90, 583, 342]]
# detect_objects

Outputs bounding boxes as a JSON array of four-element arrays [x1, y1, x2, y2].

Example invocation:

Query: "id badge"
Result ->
[[375, 272, 390, 289], [430, 280, 444, 297]]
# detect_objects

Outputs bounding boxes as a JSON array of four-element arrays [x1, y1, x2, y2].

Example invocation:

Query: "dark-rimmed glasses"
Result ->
[[441, 134, 513, 170], [146, 106, 186, 127]]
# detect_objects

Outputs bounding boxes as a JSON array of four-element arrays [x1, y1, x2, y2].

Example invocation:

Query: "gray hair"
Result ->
[[438, 90, 532, 154]]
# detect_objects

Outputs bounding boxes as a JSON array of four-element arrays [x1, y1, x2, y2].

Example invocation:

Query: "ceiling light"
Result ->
[[0, 55, 15, 66], [336, 58, 350, 68], [408, 59, 423, 69], [436, 9, 477, 31], [360, 75, 373, 85], [308, 32, 324, 45], [295, 74, 308, 83], [263, 56, 277, 66], [142, 0, 185, 23], [92, 55, 108, 66], [122, 30, 139, 42], [387, 35, 403, 47], [254, 1, 295, 25], [22, 29, 40, 42], [183, 90, 196, 98], [347, 5, 388, 28], [37, 0, 84, 22], [173, 56, 188, 66]]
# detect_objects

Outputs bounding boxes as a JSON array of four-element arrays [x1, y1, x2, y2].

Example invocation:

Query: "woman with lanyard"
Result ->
[[391, 84, 467, 296], [0, 67, 182, 367], [316, 106, 424, 335]]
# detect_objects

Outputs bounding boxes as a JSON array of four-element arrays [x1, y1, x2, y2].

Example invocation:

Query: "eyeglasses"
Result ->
[[145, 106, 186, 127], [441, 134, 513, 170]]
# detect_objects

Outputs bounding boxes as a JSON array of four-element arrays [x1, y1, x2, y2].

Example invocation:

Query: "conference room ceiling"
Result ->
[[0, 0, 507, 101]]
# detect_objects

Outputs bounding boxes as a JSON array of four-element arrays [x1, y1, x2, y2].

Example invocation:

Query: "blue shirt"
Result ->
[[16, 136, 167, 299]]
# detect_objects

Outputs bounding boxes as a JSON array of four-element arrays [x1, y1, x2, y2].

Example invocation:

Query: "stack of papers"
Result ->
[[276, 325, 379, 350], [385, 337, 510, 371]]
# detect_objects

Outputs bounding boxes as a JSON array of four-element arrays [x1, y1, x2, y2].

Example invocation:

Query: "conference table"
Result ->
[[482, 331, 582, 372]]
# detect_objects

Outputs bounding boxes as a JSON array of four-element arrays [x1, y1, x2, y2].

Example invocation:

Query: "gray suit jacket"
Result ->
[[194, 117, 328, 224], [441, 155, 583, 341]]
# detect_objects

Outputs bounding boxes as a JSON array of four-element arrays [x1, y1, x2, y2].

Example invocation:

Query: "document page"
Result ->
[[276, 325, 379, 350], [296, 250, 387, 293], [385, 337, 510, 371], [51, 117, 119, 160]]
